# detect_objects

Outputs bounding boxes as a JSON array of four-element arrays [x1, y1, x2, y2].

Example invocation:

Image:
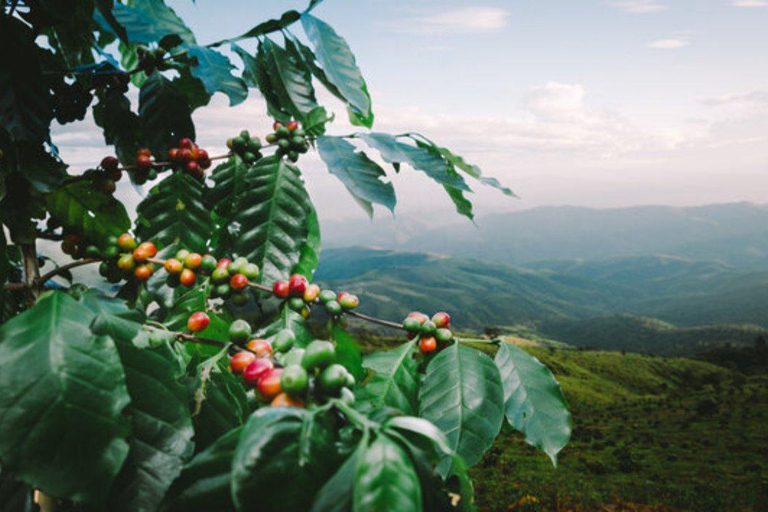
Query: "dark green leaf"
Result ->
[[258, 37, 320, 123], [309, 446, 360, 512], [0, 292, 130, 504], [192, 365, 250, 451], [46, 181, 130, 244], [93, 87, 141, 164], [95, 0, 129, 43], [184, 45, 247, 106], [419, 344, 504, 467], [358, 341, 419, 415], [494, 342, 571, 465], [4, 142, 67, 193], [443, 183, 474, 220], [138, 73, 196, 157], [103, 0, 195, 44], [80, 289, 149, 348], [215, 156, 319, 284], [360, 133, 470, 191], [429, 142, 513, 196], [301, 14, 373, 127], [136, 170, 212, 253], [162, 426, 241, 511], [208, 157, 247, 220], [233, 44, 291, 122], [232, 408, 341, 511], [109, 340, 194, 512], [0, 18, 52, 143], [316, 136, 396, 216], [353, 434, 422, 512], [210, 11, 301, 47]]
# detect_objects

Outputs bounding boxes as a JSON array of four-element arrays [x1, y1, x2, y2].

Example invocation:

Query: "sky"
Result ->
[[52, 0, 768, 223]]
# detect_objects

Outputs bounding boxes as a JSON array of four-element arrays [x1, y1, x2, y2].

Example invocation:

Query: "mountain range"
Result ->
[[315, 203, 768, 355]]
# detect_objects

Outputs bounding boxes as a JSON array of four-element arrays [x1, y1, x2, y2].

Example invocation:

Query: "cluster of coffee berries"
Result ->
[[136, 45, 172, 74], [265, 121, 308, 163], [228, 330, 355, 408], [403, 311, 453, 354], [94, 156, 122, 194], [90, 71, 130, 94], [87, 233, 157, 283], [133, 148, 158, 185], [167, 138, 211, 180], [226, 130, 262, 164], [61, 232, 115, 265], [208, 256, 260, 304], [272, 274, 359, 319]]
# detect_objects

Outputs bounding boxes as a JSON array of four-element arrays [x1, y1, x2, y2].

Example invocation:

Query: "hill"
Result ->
[[314, 247, 629, 328], [542, 313, 768, 356], [469, 344, 768, 511]]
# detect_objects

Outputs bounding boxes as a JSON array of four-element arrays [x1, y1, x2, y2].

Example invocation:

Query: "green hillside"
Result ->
[[315, 247, 630, 328], [469, 345, 768, 511], [543, 314, 768, 356], [355, 333, 768, 511]]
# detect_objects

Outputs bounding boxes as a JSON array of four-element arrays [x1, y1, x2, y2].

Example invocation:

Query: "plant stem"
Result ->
[[21, 243, 40, 302], [346, 310, 405, 330]]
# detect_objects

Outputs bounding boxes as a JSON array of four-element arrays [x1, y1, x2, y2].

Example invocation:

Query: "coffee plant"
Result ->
[[0, 1, 571, 511]]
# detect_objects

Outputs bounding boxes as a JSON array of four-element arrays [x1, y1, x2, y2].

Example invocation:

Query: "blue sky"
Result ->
[[53, 0, 768, 222]]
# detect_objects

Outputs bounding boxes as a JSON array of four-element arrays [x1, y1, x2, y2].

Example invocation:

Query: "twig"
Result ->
[[37, 258, 100, 284], [346, 310, 405, 331]]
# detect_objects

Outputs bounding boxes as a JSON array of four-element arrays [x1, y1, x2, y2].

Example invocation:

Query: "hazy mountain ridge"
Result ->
[[323, 202, 768, 268]]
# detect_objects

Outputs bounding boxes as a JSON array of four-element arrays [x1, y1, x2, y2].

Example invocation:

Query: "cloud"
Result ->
[[732, 0, 768, 6], [647, 38, 689, 49], [610, 1, 670, 13], [393, 7, 510, 35], [700, 90, 768, 106]]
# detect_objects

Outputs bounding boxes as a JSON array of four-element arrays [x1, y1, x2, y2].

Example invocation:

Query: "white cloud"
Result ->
[[647, 38, 689, 49], [732, 0, 768, 6], [610, 1, 670, 13], [700, 90, 768, 106], [393, 7, 510, 35]]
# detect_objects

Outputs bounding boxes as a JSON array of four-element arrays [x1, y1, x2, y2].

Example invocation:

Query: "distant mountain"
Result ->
[[314, 247, 629, 329], [542, 314, 768, 356], [315, 246, 768, 354], [322, 202, 768, 269]]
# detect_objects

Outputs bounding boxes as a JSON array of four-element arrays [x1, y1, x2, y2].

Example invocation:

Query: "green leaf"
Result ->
[[184, 45, 247, 107], [353, 434, 422, 512], [208, 156, 248, 220], [232, 408, 341, 511], [233, 44, 291, 122], [443, 182, 474, 221], [0, 292, 130, 504], [301, 14, 373, 127], [162, 426, 241, 511], [358, 341, 419, 415], [309, 446, 360, 512], [210, 11, 301, 47], [192, 367, 250, 451], [215, 156, 319, 284], [424, 140, 513, 197], [330, 323, 365, 381], [46, 181, 130, 244], [138, 73, 196, 157], [80, 289, 149, 348], [258, 37, 320, 123], [103, 0, 195, 44], [494, 342, 572, 465], [360, 133, 470, 191], [419, 344, 504, 467], [108, 340, 194, 512], [93, 87, 141, 164], [316, 136, 396, 216], [0, 18, 52, 143], [136, 170, 212, 253]]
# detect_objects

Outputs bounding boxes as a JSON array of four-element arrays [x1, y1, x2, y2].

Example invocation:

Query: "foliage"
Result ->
[[0, 1, 569, 510]]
